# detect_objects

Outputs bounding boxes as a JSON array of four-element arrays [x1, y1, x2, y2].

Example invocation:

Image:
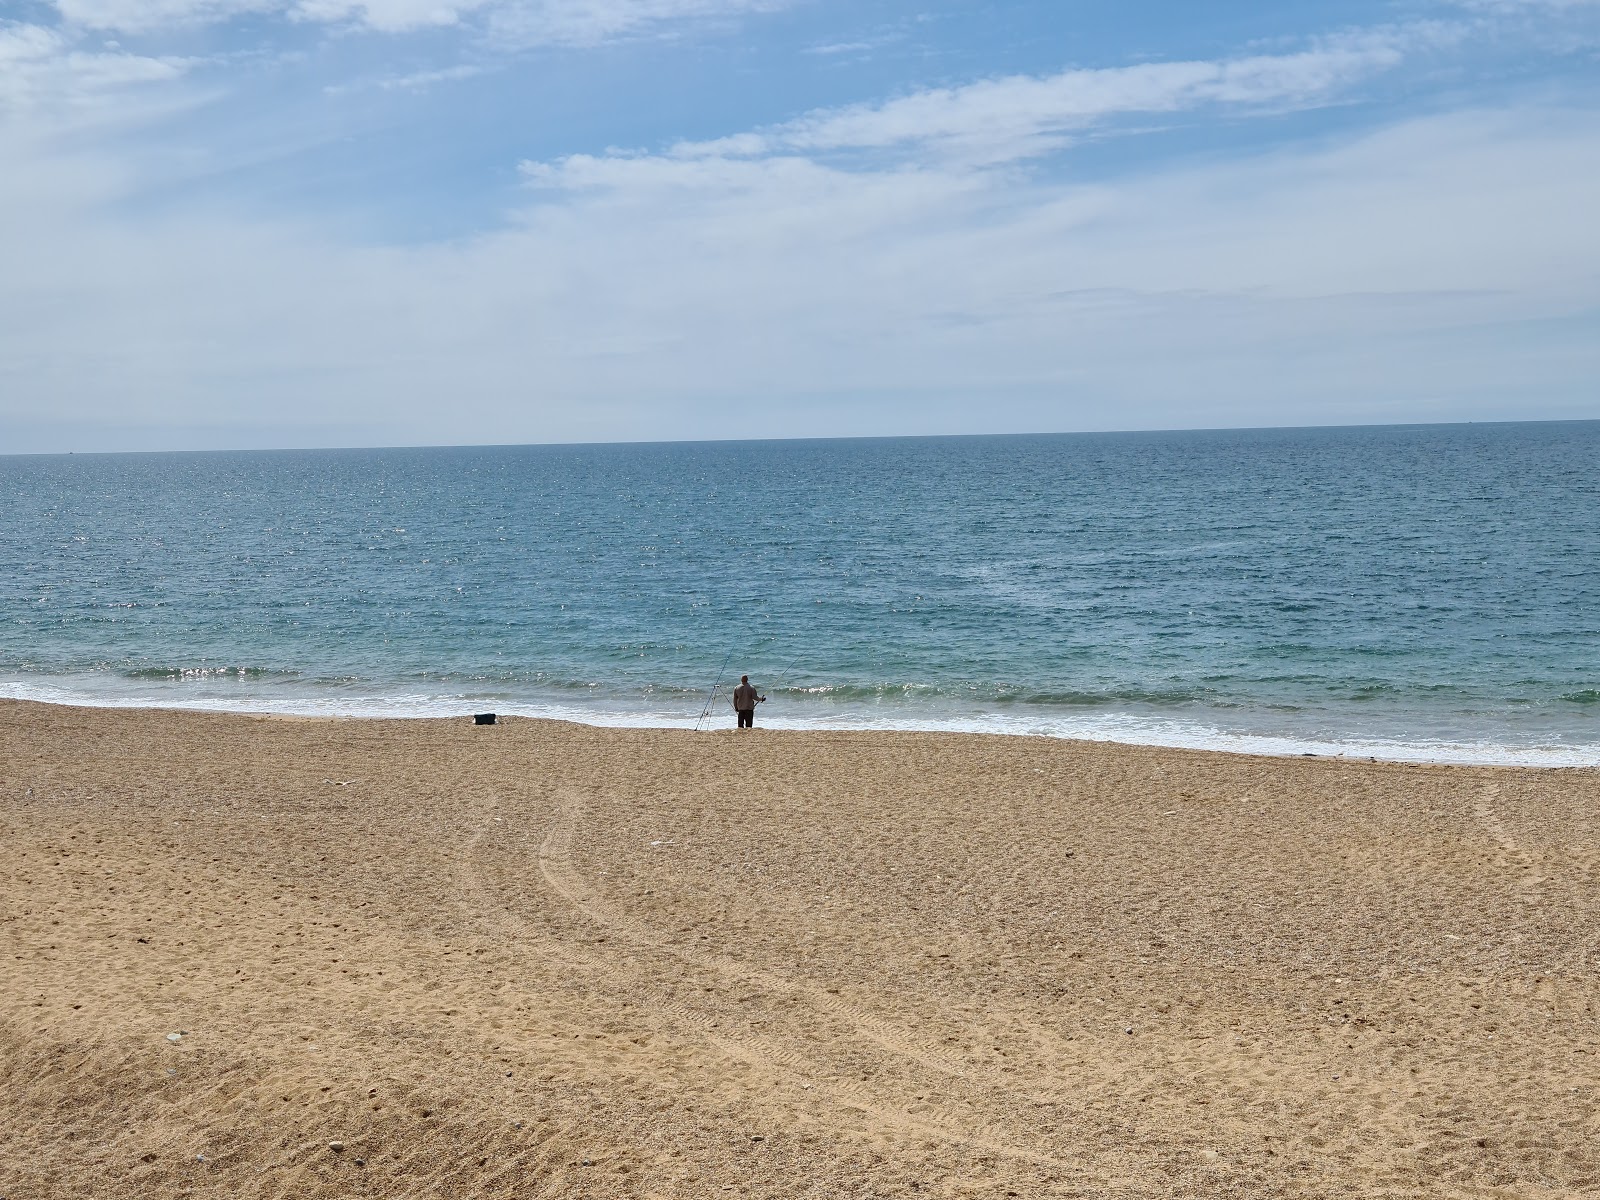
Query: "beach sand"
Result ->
[[3, 699, 1598, 1198]]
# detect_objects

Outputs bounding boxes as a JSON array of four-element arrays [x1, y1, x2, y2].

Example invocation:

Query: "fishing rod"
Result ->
[[693, 635, 792, 731], [766, 653, 807, 699], [693, 648, 735, 732]]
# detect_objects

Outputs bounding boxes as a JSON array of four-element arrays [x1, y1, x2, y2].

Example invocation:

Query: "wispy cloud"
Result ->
[[516, 26, 1443, 182], [372, 61, 490, 88], [487, 0, 790, 48], [726, 28, 1446, 167], [802, 40, 878, 56], [1454, 0, 1600, 10], [0, 21, 187, 112], [291, 0, 495, 33], [48, 0, 793, 38], [52, 0, 278, 34]]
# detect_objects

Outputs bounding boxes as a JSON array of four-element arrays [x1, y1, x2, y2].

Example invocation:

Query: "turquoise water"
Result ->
[[2, 423, 1597, 763]]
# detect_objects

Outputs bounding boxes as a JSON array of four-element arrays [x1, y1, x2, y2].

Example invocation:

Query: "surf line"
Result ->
[[766, 653, 806, 699], [694, 637, 799, 731]]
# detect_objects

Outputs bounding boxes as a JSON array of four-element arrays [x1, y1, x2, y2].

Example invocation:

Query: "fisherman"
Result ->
[[731, 674, 765, 729]]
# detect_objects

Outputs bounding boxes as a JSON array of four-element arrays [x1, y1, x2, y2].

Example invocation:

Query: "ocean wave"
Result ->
[[2, 677, 1595, 768], [121, 666, 302, 681], [781, 682, 1214, 706]]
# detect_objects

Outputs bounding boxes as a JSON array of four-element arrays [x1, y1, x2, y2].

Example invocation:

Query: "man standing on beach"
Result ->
[[732, 675, 765, 729]]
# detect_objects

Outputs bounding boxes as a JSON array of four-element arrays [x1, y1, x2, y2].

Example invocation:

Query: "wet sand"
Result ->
[[3, 698, 1598, 1198]]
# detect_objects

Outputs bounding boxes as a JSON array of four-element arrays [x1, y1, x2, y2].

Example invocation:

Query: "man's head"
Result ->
[[741, 675, 749, 683]]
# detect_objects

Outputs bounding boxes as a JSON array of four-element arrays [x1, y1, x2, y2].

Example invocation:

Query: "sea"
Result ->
[[2, 422, 1597, 765]]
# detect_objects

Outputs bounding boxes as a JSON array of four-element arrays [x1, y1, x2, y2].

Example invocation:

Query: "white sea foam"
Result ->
[[4, 678, 1595, 768]]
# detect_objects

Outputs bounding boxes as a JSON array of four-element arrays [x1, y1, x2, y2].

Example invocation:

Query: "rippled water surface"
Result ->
[[3, 424, 1597, 762]]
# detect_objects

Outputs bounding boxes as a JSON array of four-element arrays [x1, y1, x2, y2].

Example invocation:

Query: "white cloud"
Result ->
[[651, 28, 1442, 169], [4, 97, 1597, 450], [802, 40, 877, 56], [47, 0, 790, 37], [0, 20, 66, 63], [489, 0, 788, 46], [377, 61, 490, 87], [52, 0, 278, 33], [290, 0, 494, 32], [0, 21, 186, 112], [1456, 0, 1600, 10]]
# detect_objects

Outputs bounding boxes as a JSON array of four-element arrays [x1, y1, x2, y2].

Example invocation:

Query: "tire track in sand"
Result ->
[[1473, 782, 1550, 907], [537, 794, 981, 1080], [1471, 780, 1600, 977], [456, 790, 1078, 1176]]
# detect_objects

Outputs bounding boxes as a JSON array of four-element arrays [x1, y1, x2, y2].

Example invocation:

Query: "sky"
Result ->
[[2, 0, 1598, 452]]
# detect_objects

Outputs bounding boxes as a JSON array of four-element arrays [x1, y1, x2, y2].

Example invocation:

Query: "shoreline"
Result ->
[[3, 685, 1596, 768]]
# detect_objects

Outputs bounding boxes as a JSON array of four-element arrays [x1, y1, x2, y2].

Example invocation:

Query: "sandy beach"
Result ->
[[3, 698, 1597, 1198]]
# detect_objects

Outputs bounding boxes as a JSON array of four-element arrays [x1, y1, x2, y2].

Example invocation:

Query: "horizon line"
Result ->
[[4, 416, 1596, 460]]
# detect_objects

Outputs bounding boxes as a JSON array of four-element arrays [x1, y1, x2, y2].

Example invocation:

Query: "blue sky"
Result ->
[[2, 0, 1597, 451]]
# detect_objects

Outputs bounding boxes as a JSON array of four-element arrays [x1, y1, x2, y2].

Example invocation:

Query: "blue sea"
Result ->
[[2, 423, 1597, 764]]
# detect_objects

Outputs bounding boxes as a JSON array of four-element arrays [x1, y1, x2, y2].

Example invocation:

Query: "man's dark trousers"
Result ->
[[737, 708, 754, 729]]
